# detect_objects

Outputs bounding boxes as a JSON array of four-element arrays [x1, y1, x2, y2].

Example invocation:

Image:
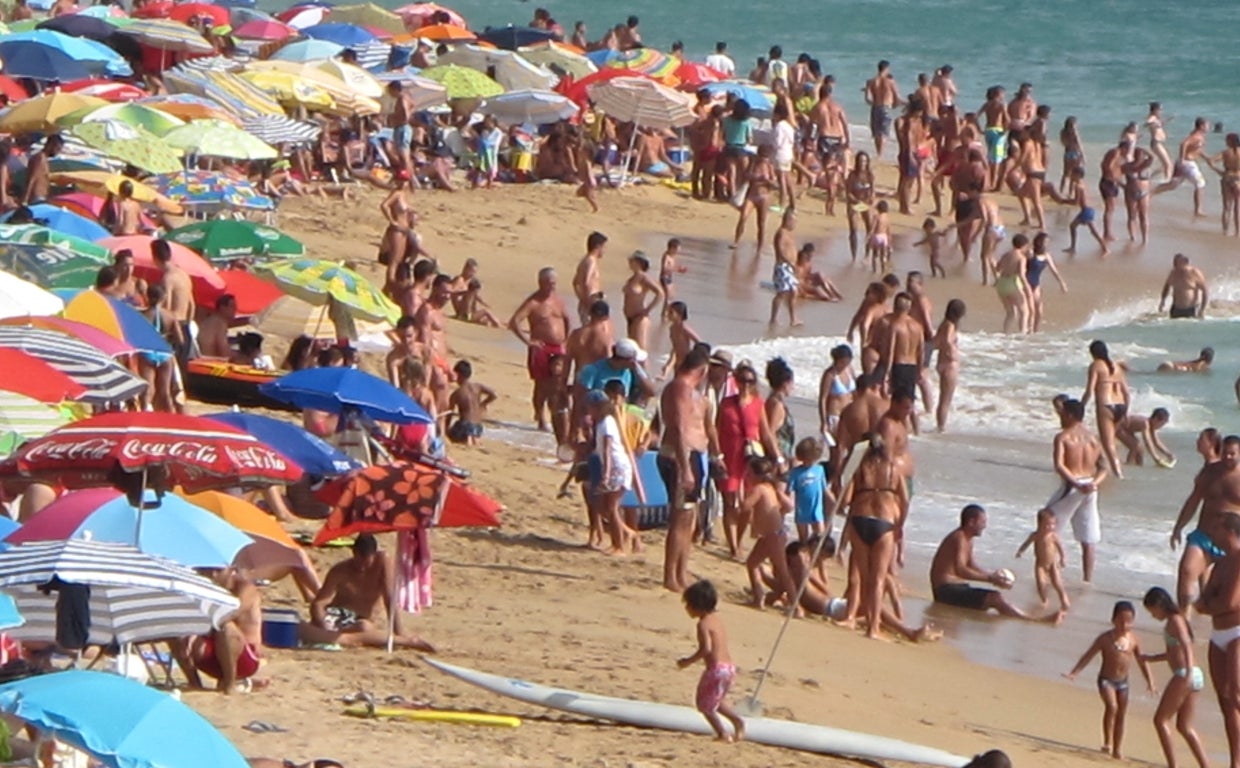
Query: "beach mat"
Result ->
[[622, 452, 669, 531]]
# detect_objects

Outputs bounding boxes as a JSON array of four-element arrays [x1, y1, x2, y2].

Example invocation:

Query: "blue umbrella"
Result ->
[[267, 37, 344, 62], [259, 367, 432, 424], [585, 48, 619, 67], [700, 80, 775, 117], [4, 488, 254, 568], [206, 411, 361, 476], [0, 517, 19, 540], [0, 204, 109, 241], [0, 593, 22, 630], [0, 42, 92, 81], [477, 25, 555, 51], [300, 22, 376, 47], [0, 670, 249, 768], [0, 30, 131, 77]]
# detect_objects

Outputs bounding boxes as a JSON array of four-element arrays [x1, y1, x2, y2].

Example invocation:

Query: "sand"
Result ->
[[186, 167, 1240, 767]]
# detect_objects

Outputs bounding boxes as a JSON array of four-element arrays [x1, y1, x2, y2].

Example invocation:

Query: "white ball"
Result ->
[[996, 568, 1017, 589]]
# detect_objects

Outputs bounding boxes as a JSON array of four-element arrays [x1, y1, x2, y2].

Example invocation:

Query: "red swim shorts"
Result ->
[[197, 636, 261, 680], [527, 343, 565, 381]]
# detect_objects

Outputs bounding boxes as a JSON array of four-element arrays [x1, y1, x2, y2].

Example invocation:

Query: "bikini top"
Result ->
[[829, 373, 856, 397], [854, 462, 900, 498], [1165, 629, 1181, 648]]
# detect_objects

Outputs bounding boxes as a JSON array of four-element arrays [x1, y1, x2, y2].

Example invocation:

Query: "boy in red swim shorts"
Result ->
[[677, 580, 746, 742]]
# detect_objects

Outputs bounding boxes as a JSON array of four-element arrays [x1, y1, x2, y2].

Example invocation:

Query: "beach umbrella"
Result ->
[[165, 220, 305, 261], [60, 81, 149, 102], [604, 47, 678, 83], [0, 540, 241, 646], [0, 238, 111, 292], [206, 411, 361, 476], [67, 120, 184, 174], [329, 3, 404, 34], [519, 41, 596, 79], [0, 271, 63, 320], [0, 391, 73, 451], [0, 92, 107, 133], [48, 192, 158, 230], [62, 291, 171, 357], [232, 18, 296, 40], [254, 257, 399, 324], [394, 3, 466, 30], [301, 21, 376, 47], [179, 489, 301, 549], [275, 4, 330, 29], [150, 170, 274, 210], [259, 367, 431, 424], [47, 171, 183, 213], [139, 94, 240, 124], [700, 80, 775, 117], [0, 315, 133, 358], [401, 22, 472, 42], [35, 14, 116, 40], [0, 205, 108, 240], [0, 75, 28, 102], [206, 269, 281, 318], [162, 119, 278, 159], [240, 113, 322, 146], [438, 45, 555, 91], [0, 327, 146, 404], [0, 32, 129, 79], [98, 234, 227, 295], [64, 101, 186, 137], [315, 58, 385, 97], [0, 350, 86, 402], [559, 67, 652, 105], [482, 89, 577, 125], [477, 25, 553, 51], [236, 69, 336, 111], [589, 77, 696, 129], [419, 63, 502, 100], [0, 593, 21, 629], [371, 69, 448, 108], [0, 411, 302, 492], [114, 18, 214, 53], [131, 0, 173, 18], [228, 6, 275, 26], [0, 670, 249, 768], [585, 48, 619, 67], [674, 61, 726, 88], [267, 37, 343, 62], [167, 2, 229, 27], [243, 59, 382, 113], [5, 488, 254, 568]]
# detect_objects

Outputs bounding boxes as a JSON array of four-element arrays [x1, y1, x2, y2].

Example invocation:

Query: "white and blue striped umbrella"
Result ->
[[0, 327, 146, 404], [0, 539, 239, 645], [241, 114, 322, 147]]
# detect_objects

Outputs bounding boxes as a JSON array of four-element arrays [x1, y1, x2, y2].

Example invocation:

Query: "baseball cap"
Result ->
[[614, 338, 646, 362]]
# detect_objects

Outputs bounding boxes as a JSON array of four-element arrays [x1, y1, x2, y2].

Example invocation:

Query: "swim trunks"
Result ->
[[657, 450, 708, 505], [1072, 206, 1096, 225], [889, 362, 919, 398], [1187, 527, 1226, 559], [995, 275, 1021, 299], [932, 582, 995, 611], [954, 197, 978, 223], [1096, 675, 1129, 694], [1043, 478, 1101, 545], [1176, 160, 1207, 190], [869, 104, 893, 139], [983, 127, 1007, 164], [446, 420, 483, 443], [644, 161, 670, 175], [1169, 305, 1197, 319], [772, 261, 799, 294], [816, 135, 843, 157], [1099, 178, 1120, 199], [526, 343, 566, 381], [197, 637, 261, 680], [323, 606, 360, 631], [393, 124, 413, 150], [695, 663, 736, 714]]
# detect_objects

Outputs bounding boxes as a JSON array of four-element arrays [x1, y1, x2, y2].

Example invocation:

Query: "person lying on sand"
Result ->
[[1158, 346, 1213, 373], [299, 534, 435, 651]]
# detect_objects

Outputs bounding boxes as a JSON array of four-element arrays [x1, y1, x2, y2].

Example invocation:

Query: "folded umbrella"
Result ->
[[206, 411, 361, 476], [259, 366, 431, 424]]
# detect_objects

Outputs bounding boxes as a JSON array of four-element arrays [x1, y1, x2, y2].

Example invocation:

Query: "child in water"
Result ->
[[1138, 587, 1210, 768], [1063, 600, 1155, 759], [678, 580, 746, 743], [912, 217, 949, 278], [1015, 508, 1070, 610]]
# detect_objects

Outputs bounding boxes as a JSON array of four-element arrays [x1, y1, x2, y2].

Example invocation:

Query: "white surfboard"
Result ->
[[424, 658, 968, 767]]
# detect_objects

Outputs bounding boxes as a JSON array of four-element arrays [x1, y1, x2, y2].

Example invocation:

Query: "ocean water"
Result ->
[[381, 0, 1240, 142]]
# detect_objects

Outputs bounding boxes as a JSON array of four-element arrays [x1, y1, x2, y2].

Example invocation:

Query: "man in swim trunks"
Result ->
[[660, 345, 715, 593], [1043, 398, 1108, 583], [1173, 435, 1240, 612], [508, 267, 570, 432], [809, 83, 850, 162], [1159, 253, 1208, 319], [300, 534, 435, 651], [930, 504, 1063, 622], [153, 238, 197, 369], [863, 60, 901, 157], [174, 567, 264, 694], [882, 293, 924, 428], [1194, 511, 1240, 765], [572, 231, 608, 324], [979, 86, 1010, 191], [1156, 117, 1210, 217], [386, 81, 417, 183], [1098, 140, 1127, 241]]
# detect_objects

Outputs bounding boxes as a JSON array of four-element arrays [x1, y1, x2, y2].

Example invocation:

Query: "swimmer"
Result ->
[[1159, 347, 1213, 373]]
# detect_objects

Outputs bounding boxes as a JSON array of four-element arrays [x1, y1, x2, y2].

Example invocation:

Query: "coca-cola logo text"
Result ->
[[223, 445, 289, 472], [23, 437, 117, 463], [120, 439, 221, 464]]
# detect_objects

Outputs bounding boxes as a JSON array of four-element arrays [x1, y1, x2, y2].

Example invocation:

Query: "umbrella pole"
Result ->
[[621, 121, 639, 189], [312, 303, 329, 338], [134, 466, 148, 546]]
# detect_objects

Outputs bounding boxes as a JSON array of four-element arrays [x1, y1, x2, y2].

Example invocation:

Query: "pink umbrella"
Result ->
[[98, 235, 226, 304], [232, 18, 297, 40], [48, 193, 158, 231], [61, 82, 150, 102], [395, 2, 466, 30]]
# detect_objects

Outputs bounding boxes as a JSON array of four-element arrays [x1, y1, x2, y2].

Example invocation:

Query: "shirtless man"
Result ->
[[565, 299, 613, 436], [931, 65, 957, 109], [845, 283, 888, 373], [175, 567, 263, 694], [386, 82, 417, 183], [951, 146, 988, 261], [620, 252, 664, 354], [509, 267, 571, 432], [195, 294, 235, 359], [414, 274, 453, 411], [930, 504, 1063, 622], [979, 87, 1010, 191], [111, 180, 144, 235], [1173, 435, 1240, 612], [863, 60, 901, 157], [809, 83, 850, 166], [385, 315, 428, 387], [104, 250, 146, 307], [572, 231, 608, 323], [153, 239, 196, 366], [1041, 398, 1108, 583], [1194, 510, 1240, 768], [659, 346, 714, 592], [661, 301, 701, 378], [1156, 117, 1210, 217], [883, 293, 925, 422], [906, 272, 935, 408], [299, 534, 434, 650], [21, 134, 60, 205], [830, 373, 887, 496], [1159, 253, 1208, 319], [1098, 140, 1127, 242], [770, 208, 800, 327], [1007, 83, 1036, 132]]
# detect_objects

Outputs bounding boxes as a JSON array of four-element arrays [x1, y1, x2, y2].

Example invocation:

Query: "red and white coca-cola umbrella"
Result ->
[[0, 412, 303, 493]]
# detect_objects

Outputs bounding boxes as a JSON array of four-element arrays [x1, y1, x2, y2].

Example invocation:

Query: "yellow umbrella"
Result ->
[[0, 92, 109, 134], [328, 3, 405, 34], [239, 69, 336, 110], [243, 60, 381, 115], [48, 171, 184, 214], [314, 60, 384, 99]]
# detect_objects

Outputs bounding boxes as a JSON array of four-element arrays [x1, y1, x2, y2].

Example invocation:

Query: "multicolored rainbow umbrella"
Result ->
[[603, 48, 678, 84], [62, 290, 172, 356]]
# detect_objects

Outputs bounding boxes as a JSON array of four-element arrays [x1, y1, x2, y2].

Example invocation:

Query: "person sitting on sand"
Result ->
[[794, 244, 844, 302], [299, 534, 435, 651], [1159, 347, 1213, 373], [448, 259, 502, 327], [446, 360, 496, 446], [196, 294, 236, 359], [929, 504, 1064, 622], [1115, 407, 1175, 467], [174, 567, 266, 695]]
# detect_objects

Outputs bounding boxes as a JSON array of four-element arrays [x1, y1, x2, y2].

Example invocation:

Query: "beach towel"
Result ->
[[396, 528, 432, 614]]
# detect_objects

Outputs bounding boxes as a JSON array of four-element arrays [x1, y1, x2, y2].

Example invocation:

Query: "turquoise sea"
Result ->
[[393, 0, 1240, 143]]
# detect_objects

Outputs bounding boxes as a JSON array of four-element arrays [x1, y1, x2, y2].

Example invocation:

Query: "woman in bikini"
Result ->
[[1122, 146, 1155, 245], [377, 173, 413, 270], [1059, 116, 1085, 195], [139, 284, 183, 413], [1140, 587, 1210, 768], [1146, 102, 1174, 182], [839, 436, 908, 640], [992, 233, 1032, 334], [1018, 129, 1048, 229], [732, 144, 777, 252], [620, 252, 664, 354], [1082, 339, 1131, 478], [817, 344, 855, 442], [932, 299, 965, 433], [844, 152, 876, 261], [1203, 132, 1240, 237]]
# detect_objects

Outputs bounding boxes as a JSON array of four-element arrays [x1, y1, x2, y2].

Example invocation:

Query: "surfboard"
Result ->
[[423, 658, 967, 767], [343, 705, 521, 728]]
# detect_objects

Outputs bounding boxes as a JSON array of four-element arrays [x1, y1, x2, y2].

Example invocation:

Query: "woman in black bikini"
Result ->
[[1082, 340, 1130, 479], [839, 436, 908, 639]]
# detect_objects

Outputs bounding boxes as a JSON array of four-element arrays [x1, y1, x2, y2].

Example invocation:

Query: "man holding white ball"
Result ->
[[930, 504, 1065, 623]]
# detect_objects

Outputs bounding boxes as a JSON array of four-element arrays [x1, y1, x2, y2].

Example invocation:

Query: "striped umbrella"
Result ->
[[167, 55, 245, 74], [354, 40, 392, 71], [0, 349, 87, 402], [267, 38, 343, 62], [115, 18, 215, 53], [0, 271, 63, 319], [0, 391, 72, 454], [0, 539, 240, 645], [0, 327, 147, 404], [255, 258, 399, 324], [62, 291, 172, 357], [588, 77, 696, 129], [0, 317, 134, 359], [519, 42, 596, 79], [604, 48, 679, 84], [240, 114, 321, 146], [371, 69, 447, 108], [139, 94, 241, 125]]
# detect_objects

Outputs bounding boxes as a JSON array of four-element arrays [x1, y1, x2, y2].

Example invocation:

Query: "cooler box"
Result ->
[[261, 608, 300, 649], [667, 147, 691, 166]]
